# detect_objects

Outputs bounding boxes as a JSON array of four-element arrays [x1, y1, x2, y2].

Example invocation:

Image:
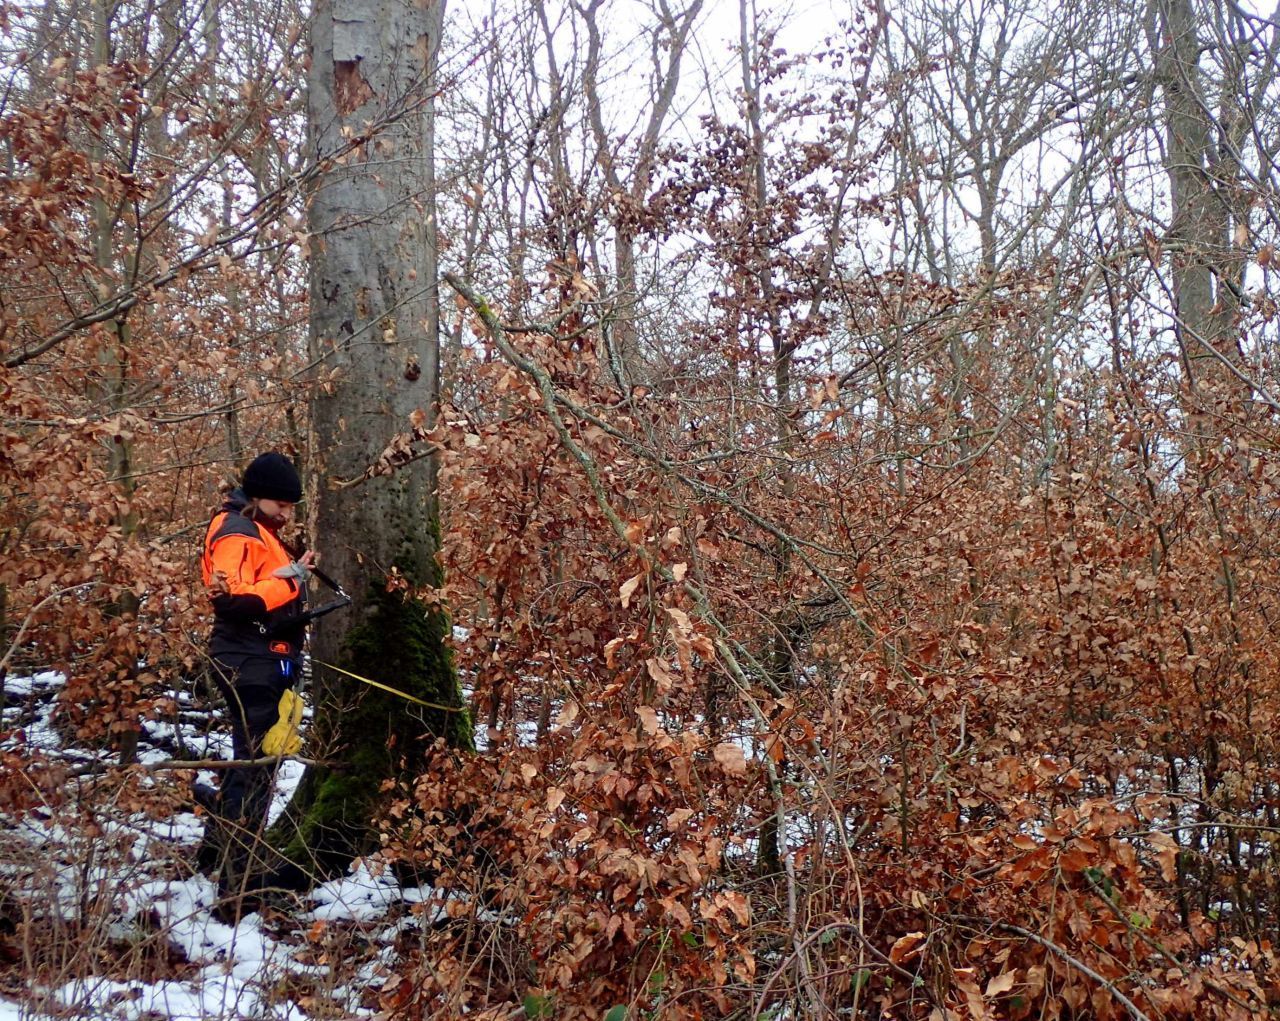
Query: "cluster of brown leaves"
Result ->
[[5, 6, 1280, 1019], [359, 264, 1280, 1019], [0, 7, 308, 749]]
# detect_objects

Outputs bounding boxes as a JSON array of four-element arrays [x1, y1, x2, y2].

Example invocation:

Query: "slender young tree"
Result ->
[[577, 0, 705, 391]]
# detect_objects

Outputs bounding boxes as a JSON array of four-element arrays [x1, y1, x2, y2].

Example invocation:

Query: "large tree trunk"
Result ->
[[276, 0, 471, 879], [1151, 0, 1247, 411]]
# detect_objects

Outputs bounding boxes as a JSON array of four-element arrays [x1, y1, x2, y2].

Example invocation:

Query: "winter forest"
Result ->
[[3, 0, 1280, 1017]]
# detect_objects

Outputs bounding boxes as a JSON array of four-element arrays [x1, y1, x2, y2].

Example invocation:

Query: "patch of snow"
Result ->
[[5, 692, 66, 754], [3, 670, 65, 698], [3, 669, 495, 1019], [143, 719, 182, 743], [50, 971, 308, 1021], [138, 745, 177, 767], [269, 758, 306, 826], [306, 861, 403, 922]]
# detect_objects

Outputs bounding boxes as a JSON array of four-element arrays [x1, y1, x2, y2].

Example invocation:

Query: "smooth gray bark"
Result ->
[[289, 0, 469, 874], [1151, 0, 1249, 398], [308, 0, 444, 614]]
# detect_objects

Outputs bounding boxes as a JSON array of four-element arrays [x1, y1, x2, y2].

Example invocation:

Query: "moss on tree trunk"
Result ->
[[273, 559, 472, 877]]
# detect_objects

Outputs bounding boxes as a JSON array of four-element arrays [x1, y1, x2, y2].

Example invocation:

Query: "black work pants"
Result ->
[[207, 657, 290, 892], [214, 668, 287, 824]]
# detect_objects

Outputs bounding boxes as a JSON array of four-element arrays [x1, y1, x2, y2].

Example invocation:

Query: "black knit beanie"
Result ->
[[242, 452, 303, 503]]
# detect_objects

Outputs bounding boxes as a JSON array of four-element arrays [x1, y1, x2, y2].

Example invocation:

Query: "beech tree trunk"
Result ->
[[276, 0, 471, 878], [1151, 0, 1248, 410]]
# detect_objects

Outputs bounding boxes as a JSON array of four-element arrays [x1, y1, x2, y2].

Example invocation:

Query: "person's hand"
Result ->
[[299, 550, 318, 570], [208, 570, 230, 597]]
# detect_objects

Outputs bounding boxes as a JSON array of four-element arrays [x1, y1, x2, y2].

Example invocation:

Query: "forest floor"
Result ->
[[0, 669, 453, 1020]]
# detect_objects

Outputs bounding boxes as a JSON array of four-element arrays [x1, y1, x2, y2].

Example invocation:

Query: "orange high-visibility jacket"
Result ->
[[201, 491, 304, 660]]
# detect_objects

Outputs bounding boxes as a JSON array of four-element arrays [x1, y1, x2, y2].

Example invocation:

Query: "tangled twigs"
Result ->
[[752, 921, 936, 1019], [0, 583, 97, 679], [951, 915, 1153, 1021]]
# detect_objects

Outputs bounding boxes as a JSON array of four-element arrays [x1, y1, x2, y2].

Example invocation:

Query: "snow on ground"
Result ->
[[2, 670, 65, 699], [0, 669, 455, 1021], [308, 861, 408, 923]]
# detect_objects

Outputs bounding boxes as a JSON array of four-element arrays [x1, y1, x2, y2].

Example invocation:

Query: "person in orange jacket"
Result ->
[[198, 451, 314, 904]]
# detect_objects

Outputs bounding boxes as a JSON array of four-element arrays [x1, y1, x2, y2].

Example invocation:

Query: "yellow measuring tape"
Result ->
[[311, 658, 465, 714]]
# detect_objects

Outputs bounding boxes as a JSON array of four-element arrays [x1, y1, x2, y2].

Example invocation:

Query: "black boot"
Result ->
[[191, 782, 220, 813], [212, 816, 273, 921]]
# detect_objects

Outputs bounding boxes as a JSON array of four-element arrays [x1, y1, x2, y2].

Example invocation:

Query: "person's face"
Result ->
[[256, 498, 296, 526]]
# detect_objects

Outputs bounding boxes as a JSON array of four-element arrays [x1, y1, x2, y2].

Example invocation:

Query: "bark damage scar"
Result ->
[[334, 60, 375, 116], [411, 33, 431, 69]]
